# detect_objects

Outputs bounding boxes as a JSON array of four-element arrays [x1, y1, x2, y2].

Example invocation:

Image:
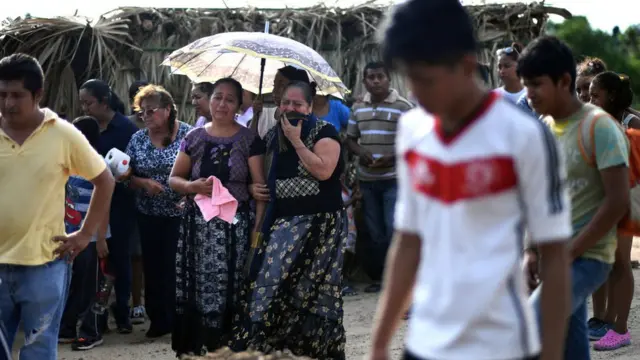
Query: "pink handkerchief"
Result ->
[[194, 176, 238, 223]]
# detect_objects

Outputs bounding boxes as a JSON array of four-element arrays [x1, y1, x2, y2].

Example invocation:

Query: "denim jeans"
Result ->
[[0, 259, 70, 360], [359, 179, 398, 282], [529, 257, 612, 360]]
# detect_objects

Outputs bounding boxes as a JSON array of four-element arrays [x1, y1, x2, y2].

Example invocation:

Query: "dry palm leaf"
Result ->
[[0, 2, 570, 120]]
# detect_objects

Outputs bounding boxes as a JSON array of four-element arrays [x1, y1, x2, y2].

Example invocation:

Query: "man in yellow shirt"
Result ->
[[0, 54, 114, 360]]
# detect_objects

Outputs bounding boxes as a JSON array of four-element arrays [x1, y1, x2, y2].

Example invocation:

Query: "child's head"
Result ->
[[517, 36, 577, 117], [589, 71, 633, 117], [576, 57, 607, 103], [497, 42, 523, 86], [72, 116, 101, 150], [379, 0, 478, 116]]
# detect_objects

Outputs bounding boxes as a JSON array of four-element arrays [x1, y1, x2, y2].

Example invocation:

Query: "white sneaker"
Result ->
[[130, 305, 146, 325]]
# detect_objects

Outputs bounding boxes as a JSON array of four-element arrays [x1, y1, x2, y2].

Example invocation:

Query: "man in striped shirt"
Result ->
[[346, 62, 413, 292]]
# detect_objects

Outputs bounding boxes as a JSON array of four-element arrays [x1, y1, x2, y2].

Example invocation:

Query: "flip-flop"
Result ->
[[342, 286, 358, 297]]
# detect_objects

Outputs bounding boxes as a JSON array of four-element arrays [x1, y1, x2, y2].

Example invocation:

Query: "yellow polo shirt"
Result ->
[[0, 109, 107, 265]]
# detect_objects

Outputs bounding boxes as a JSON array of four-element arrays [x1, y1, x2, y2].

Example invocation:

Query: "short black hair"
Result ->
[[517, 36, 577, 93], [212, 77, 244, 107], [363, 62, 390, 78], [72, 116, 101, 150], [277, 66, 309, 83], [129, 80, 150, 102], [380, 0, 477, 68], [0, 53, 45, 96]]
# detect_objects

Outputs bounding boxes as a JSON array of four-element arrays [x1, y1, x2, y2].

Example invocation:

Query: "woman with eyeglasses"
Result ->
[[123, 84, 192, 338], [495, 42, 526, 103]]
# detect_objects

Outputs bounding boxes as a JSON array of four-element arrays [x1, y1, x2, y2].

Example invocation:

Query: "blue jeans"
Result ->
[[360, 179, 398, 282], [0, 259, 70, 360], [530, 257, 612, 360]]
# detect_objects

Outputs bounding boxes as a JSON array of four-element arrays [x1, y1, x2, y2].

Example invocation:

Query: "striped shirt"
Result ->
[[346, 89, 413, 181], [65, 174, 111, 242]]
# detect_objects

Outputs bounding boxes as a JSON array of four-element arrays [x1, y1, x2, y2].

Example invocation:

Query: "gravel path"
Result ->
[[10, 243, 640, 360], [43, 270, 640, 359]]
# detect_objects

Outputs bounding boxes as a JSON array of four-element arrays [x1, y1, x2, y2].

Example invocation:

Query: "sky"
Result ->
[[2, 0, 637, 33]]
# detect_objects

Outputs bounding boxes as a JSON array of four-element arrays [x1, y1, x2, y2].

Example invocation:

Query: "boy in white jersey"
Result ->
[[367, 1, 572, 360]]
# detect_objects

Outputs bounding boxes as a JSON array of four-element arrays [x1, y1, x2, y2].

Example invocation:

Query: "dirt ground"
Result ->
[[10, 240, 640, 360]]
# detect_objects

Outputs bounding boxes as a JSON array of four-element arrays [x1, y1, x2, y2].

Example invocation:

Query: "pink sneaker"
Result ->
[[593, 329, 631, 351]]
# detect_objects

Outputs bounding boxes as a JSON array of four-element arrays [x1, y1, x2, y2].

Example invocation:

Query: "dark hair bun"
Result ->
[[309, 81, 318, 97], [511, 42, 523, 53], [591, 59, 606, 72], [620, 74, 631, 85]]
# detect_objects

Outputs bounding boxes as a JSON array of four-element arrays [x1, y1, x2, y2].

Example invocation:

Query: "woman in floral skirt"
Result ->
[[240, 80, 347, 360], [169, 77, 266, 356]]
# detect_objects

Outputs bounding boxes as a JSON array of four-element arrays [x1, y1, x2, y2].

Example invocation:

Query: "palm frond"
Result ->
[[0, 2, 570, 121]]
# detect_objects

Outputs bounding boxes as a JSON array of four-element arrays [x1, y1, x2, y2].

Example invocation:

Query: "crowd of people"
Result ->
[[0, 44, 411, 360], [0, 0, 638, 360]]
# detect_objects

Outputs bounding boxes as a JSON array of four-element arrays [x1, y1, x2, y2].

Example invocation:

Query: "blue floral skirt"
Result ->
[[172, 199, 253, 356], [235, 209, 347, 360]]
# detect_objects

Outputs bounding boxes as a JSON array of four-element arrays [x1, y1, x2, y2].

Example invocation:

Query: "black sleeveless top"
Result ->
[[258, 120, 344, 218]]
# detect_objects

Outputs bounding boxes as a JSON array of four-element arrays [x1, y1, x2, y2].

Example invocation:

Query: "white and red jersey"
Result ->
[[396, 92, 572, 360]]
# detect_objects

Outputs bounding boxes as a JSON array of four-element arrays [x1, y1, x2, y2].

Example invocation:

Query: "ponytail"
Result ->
[[163, 105, 177, 147], [592, 71, 634, 114]]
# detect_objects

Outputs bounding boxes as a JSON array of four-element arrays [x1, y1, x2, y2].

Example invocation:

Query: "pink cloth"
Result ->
[[194, 176, 238, 223]]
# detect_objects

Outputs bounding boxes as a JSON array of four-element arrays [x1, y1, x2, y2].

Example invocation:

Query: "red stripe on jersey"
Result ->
[[405, 151, 517, 204], [434, 91, 499, 145]]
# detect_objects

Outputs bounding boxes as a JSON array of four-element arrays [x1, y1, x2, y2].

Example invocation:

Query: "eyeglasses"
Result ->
[[137, 108, 160, 118]]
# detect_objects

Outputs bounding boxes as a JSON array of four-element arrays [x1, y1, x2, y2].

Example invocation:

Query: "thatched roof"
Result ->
[[0, 2, 570, 122]]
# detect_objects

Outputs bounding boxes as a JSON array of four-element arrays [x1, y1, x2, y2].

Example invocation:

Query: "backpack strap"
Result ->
[[623, 113, 635, 128], [577, 111, 606, 168]]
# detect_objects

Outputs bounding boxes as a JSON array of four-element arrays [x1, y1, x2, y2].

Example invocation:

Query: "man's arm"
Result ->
[[82, 169, 115, 237], [570, 118, 630, 258], [517, 121, 572, 360], [54, 124, 115, 260]]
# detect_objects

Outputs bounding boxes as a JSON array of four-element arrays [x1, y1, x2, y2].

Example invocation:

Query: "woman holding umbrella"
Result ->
[[241, 80, 347, 360]]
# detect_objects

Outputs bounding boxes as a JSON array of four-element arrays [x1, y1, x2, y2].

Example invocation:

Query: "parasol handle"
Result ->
[[258, 59, 266, 97], [258, 21, 270, 97]]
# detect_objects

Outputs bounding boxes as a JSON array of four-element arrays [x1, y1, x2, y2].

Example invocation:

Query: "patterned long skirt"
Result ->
[[237, 210, 347, 360], [172, 199, 253, 357]]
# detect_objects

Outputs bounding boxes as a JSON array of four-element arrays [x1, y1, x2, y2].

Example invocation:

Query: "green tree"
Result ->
[[548, 17, 640, 105]]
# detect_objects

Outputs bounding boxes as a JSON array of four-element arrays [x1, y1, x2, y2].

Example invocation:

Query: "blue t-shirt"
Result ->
[[65, 176, 111, 242], [318, 99, 350, 132]]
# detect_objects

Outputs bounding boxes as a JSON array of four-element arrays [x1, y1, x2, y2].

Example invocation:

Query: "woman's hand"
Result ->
[[142, 178, 165, 195], [96, 238, 109, 259], [115, 167, 133, 182], [280, 115, 304, 148], [176, 197, 187, 210], [188, 177, 213, 196], [252, 96, 263, 115], [249, 183, 270, 201]]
